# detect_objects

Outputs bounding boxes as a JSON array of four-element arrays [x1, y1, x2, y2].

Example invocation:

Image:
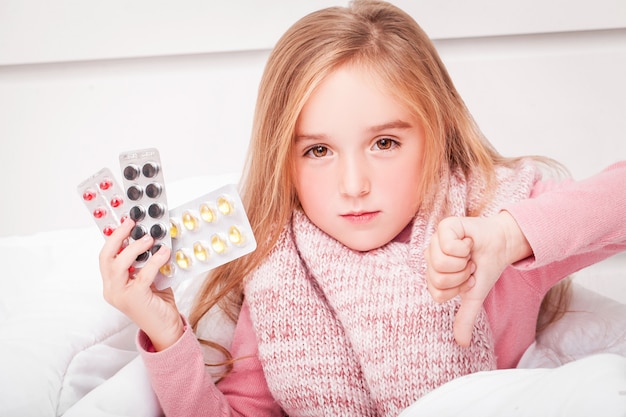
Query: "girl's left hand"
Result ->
[[99, 219, 183, 351], [425, 211, 532, 347]]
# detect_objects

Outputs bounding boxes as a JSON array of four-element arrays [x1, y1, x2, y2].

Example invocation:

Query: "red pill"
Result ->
[[99, 178, 113, 191], [110, 196, 124, 208], [103, 225, 115, 236], [93, 207, 107, 219], [82, 189, 97, 201]]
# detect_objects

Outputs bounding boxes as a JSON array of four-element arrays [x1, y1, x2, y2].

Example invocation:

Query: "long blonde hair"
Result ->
[[189, 0, 568, 371]]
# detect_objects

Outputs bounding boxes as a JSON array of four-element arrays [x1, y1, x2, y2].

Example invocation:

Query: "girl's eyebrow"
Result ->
[[295, 120, 413, 142], [294, 132, 326, 142], [367, 119, 413, 133]]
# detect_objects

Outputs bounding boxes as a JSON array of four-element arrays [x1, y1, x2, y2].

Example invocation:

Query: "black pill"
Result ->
[[145, 183, 162, 198], [148, 203, 165, 219], [136, 251, 150, 262], [123, 165, 140, 181], [142, 162, 159, 178], [130, 225, 146, 240], [127, 185, 143, 201], [150, 244, 162, 255], [150, 223, 167, 239], [129, 205, 146, 221]]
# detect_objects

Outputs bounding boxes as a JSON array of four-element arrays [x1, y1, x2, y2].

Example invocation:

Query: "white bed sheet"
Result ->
[[399, 353, 626, 417]]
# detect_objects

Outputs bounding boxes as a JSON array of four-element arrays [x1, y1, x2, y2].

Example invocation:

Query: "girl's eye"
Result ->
[[306, 145, 329, 158], [374, 138, 397, 151]]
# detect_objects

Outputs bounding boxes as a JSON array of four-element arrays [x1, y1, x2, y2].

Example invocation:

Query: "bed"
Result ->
[[0, 174, 624, 417]]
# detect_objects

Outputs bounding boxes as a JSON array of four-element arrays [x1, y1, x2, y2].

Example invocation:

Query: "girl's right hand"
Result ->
[[99, 219, 184, 351]]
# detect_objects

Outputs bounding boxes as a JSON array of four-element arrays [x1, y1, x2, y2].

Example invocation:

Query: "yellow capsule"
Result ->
[[193, 242, 210, 261], [217, 196, 233, 215], [211, 234, 227, 254], [182, 211, 199, 231], [199, 204, 215, 223], [169, 220, 180, 239], [159, 263, 175, 277], [175, 250, 192, 269], [228, 225, 244, 245]]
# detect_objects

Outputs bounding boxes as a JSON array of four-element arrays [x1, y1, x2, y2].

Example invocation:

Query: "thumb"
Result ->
[[134, 244, 171, 286], [453, 296, 483, 347]]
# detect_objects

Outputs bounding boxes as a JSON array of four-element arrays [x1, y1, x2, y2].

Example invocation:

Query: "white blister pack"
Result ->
[[157, 184, 256, 289], [77, 167, 128, 238]]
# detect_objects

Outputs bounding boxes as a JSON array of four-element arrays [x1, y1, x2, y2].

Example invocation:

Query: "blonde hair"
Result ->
[[189, 0, 568, 372]]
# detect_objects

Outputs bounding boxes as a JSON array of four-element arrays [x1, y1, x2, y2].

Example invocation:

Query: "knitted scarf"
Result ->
[[245, 162, 540, 417]]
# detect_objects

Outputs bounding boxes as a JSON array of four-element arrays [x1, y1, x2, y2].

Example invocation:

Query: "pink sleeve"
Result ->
[[504, 161, 626, 291], [137, 302, 282, 417]]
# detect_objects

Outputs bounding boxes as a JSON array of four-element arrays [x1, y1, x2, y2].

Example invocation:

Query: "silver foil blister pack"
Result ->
[[118, 148, 171, 269]]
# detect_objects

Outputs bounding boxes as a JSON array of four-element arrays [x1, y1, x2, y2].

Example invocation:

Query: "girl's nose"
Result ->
[[339, 156, 370, 197]]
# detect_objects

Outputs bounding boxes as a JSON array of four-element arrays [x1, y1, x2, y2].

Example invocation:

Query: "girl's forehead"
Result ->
[[302, 63, 418, 118]]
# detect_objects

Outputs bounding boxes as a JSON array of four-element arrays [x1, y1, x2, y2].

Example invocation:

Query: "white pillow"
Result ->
[[63, 356, 162, 417], [0, 228, 140, 416], [518, 283, 626, 368]]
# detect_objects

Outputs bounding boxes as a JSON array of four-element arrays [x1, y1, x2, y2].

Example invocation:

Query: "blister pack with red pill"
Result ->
[[77, 167, 128, 238], [118, 148, 171, 270]]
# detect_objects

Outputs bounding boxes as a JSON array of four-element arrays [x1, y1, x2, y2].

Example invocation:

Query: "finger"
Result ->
[[438, 237, 473, 263], [134, 244, 171, 287], [453, 296, 483, 347], [428, 272, 474, 303], [427, 258, 475, 293], [437, 217, 473, 258], [102, 234, 155, 293], [114, 233, 155, 267], [99, 219, 134, 261], [428, 284, 459, 304], [427, 244, 471, 278]]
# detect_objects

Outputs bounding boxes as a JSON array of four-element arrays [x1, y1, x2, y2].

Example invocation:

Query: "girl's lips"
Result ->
[[341, 211, 379, 224]]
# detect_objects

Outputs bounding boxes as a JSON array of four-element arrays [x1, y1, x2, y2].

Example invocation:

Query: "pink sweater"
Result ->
[[139, 162, 626, 416]]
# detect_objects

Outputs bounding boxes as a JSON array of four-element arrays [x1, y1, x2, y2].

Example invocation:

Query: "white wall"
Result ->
[[0, 0, 625, 236]]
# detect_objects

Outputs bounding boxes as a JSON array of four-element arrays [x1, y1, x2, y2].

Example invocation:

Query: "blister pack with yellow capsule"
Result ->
[[157, 184, 256, 289]]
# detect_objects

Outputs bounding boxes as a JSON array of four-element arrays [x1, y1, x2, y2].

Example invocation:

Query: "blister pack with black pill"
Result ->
[[76, 167, 128, 238], [155, 184, 256, 290], [118, 148, 171, 268]]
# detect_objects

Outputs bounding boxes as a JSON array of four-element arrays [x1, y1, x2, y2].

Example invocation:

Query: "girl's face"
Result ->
[[293, 65, 426, 251]]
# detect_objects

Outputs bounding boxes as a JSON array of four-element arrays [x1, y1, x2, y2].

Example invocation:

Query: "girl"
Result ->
[[100, 1, 626, 416]]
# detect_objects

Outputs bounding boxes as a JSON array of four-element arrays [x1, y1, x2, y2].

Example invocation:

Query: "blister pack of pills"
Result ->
[[118, 148, 171, 269], [77, 167, 128, 238], [77, 148, 256, 290], [157, 184, 256, 289]]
